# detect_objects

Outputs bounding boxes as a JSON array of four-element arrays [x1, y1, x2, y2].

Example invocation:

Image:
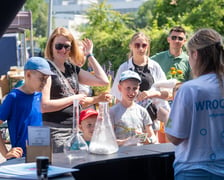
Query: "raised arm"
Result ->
[[78, 39, 109, 86]]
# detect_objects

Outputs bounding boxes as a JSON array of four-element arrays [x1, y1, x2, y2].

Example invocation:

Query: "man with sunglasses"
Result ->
[[151, 26, 191, 82]]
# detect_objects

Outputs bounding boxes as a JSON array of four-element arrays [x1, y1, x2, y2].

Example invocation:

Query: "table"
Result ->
[[53, 143, 175, 180], [0, 143, 175, 180]]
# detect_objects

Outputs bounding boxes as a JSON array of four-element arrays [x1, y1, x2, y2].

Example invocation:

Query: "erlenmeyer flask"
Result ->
[[89, 102, 118, 154], [63, 99, 88, 160]]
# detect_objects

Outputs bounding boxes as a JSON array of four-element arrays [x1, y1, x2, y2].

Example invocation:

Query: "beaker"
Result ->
[[89, 102, 118, 154], [63, 99, 88, 160]]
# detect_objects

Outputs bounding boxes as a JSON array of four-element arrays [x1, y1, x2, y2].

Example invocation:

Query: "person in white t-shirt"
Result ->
[[165, 28, 224, 179]]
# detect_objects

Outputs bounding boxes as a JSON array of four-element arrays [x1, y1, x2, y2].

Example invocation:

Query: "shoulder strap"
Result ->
[[47, 60, 75, 95]]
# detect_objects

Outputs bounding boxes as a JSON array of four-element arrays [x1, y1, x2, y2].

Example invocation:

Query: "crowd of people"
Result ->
[[0, 25, 224, 179]]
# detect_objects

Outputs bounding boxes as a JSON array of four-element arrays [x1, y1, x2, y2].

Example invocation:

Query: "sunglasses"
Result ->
[[134, 43, 148, 49], [55, 43, 71, 50], [171, 36, 184, 41]]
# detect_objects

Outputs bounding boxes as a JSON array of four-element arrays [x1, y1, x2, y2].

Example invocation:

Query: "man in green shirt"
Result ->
[[151, 26, 191, 82]]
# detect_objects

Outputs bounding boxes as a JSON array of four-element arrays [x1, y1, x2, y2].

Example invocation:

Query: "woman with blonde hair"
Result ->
[[42, 27, 109, 152], [166, 28, 224, 179]]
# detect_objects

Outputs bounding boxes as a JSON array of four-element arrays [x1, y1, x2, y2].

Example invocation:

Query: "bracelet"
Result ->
[[86, 53, 94, 60]]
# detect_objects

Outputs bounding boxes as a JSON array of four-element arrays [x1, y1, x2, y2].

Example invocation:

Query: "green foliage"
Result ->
[[79, 0, 224, 74], [24, 0, 48, 37], [25, 0, 224, 74], [182, 0, 224, 35], [80, 1, 135, 71]]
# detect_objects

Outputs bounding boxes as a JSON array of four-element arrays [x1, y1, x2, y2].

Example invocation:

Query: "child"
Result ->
[[110, 70, 157, 146], [0, 57, 55, 157], [79, 108, 98, 146]]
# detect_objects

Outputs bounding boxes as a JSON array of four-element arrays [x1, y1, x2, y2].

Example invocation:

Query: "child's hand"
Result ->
[[96, 92, 112, 102], [5, 147, 23, 159]]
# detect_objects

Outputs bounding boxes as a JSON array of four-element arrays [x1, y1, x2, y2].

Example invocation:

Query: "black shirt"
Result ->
[[43, 61, 80, 127]]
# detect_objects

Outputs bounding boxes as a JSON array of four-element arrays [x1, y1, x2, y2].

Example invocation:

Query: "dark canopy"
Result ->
[[0, 0, 26, 38]]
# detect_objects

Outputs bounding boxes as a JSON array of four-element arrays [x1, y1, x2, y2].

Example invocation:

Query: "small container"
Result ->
[[36, 156, 49, 180]]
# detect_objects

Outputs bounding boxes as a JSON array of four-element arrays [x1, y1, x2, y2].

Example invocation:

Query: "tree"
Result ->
[[80, 1, 135, 71], [183, 0, 224, 35], [24, 0, 48, 38]]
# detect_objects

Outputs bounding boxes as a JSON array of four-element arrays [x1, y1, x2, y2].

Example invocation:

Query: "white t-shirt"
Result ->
[[109, 102, 152, 139], [165, 73, 224, 176]]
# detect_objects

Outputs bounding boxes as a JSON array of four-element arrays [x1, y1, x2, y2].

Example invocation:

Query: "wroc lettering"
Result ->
[[195, 99, 224, 111]]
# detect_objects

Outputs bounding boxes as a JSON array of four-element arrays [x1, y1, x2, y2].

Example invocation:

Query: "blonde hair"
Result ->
[[187, 28, 224, 87], [44, 27, 85, 65], [128, 32, 151, 58]]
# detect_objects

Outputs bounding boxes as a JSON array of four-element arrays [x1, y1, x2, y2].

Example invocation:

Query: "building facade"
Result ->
[[52, 0, 147, 37]]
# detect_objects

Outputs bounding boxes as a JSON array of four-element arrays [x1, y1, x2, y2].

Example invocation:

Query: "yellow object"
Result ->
[[92, 75, 112, 96]]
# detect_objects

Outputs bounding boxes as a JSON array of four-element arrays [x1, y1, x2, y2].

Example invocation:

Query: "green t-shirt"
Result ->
[[151, 50, 191, 81]]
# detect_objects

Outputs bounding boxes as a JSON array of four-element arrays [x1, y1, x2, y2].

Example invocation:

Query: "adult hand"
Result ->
[[137, 90, 161, 101], [5, 147, 23, 159], [82, 38, 93, 56], [157, 107, 170, 124], [74, 94, 87, 105]]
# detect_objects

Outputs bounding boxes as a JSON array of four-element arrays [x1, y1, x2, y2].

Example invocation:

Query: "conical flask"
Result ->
[[63, 99, 88, 159], [89, 102, 118, 154]]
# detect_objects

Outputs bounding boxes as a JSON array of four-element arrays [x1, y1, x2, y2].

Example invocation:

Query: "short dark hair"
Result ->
[[169, 26, 186, 35]]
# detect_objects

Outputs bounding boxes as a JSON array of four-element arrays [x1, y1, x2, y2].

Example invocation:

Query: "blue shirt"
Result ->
[[0, 89, 43, 156]]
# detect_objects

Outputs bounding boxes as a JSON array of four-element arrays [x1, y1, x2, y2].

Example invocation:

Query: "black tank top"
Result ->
[[132, 63, 154, 91], [43, 61, 80, 127]]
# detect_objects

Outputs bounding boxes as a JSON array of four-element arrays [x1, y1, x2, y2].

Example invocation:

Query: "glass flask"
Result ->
[[63, 99, 88, 160], [89, 102, 118, 155]]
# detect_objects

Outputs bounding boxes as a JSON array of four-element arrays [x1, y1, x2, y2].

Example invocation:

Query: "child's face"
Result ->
[[79, 116, 97, 141], [118, 79, 140, 102], [27, 70, 49, 92]]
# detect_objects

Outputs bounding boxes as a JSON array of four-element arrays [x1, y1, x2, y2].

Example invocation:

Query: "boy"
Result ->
[[109, 70, 157, 146], [0, 57, 55, 157], [79, 108, 98, 146]]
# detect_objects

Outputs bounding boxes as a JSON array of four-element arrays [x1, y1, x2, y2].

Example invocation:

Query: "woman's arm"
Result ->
[[137, 89, 172, 101], [78, 39, 109, 86], [41, 76, 87, 113]]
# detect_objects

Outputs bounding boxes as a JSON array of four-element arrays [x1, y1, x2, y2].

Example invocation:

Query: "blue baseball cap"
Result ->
[[24, 57, 55, 75], [119, 70, 141, 82]]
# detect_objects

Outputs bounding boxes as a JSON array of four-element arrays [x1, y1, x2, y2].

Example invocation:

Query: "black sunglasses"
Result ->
[[134, 43, 148, 49], [171, 36, 184, 41], [55, 43, 71, 50]]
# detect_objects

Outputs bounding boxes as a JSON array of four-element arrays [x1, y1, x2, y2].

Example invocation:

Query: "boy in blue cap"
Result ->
[[0, 57, 55, 157], [109, 70, 157, 146]]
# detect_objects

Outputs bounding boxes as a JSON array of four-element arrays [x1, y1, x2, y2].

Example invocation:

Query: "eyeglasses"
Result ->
[[134, 43, 148, 49], [171, 36, 184, 41], [55, 43, 71, 50]]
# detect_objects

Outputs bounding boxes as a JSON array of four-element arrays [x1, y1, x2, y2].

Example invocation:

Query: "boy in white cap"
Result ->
[[109, 70, 157, 146], [0, 57, 55, 157]]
